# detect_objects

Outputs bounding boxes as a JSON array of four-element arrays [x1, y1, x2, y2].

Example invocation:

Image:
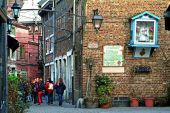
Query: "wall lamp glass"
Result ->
[[11, 0, 21, 20], [7, 18, 12, 34], [92, 9, 103, 32]]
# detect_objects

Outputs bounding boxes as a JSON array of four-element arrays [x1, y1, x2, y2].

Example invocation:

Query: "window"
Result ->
[[61, 16, 65, 29], [77, 1, 82, 27], [46, 35, 54, 54], [103, 45, 124, 66], [20, 45, 25, 59], [43, 13, 48, 22], [46, 38, 50, 53], [9, 49, 16, 60], [134, 20, 155, 45], [20, 70, 27, 80]]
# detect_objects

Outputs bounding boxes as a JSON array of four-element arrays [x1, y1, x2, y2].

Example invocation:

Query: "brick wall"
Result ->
[[83, 0, 170, 98], [16, 27, 41, 81], [45, 54, 53, 63]]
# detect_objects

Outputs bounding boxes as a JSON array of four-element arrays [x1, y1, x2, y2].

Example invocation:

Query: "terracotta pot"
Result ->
[[130, 98, 139, 107], [144, 98, 154, 107], [85, 102, 98, 108], [100, 103, 111, 108]]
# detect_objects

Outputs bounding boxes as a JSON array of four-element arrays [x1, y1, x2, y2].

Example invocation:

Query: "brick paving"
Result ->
[[26, 100, 170, 113]]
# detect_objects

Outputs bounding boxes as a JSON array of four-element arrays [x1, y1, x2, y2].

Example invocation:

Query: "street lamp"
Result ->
[[92, 9, 103, 32], [11, 0, 21, 20], [7, 18, 12, 34]]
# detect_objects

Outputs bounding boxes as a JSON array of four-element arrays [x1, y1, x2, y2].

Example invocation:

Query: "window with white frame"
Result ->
[[19, 45, 25, 59], [9, 49, 16, 60], [46, 35, 54, 54]]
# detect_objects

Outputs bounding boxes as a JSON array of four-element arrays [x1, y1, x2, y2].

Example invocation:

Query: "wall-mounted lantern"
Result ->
[[164, 5, 170, 30], [11, 0, 21, 20], [92, 9, 103, 32], [7, 18, 12, 34]]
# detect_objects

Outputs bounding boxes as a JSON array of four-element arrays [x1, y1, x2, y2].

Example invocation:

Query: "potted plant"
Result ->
[[83, 57, 99, 108], [129, 68, 139, 107], [130, 88, 139, 107], [83, 96, 99, 108], [95, 74, 114, 108], [98, 96, 112, 108], [143, 91, 154, 107], [144, 97, 154, 107], [167, 84, 170, 106]]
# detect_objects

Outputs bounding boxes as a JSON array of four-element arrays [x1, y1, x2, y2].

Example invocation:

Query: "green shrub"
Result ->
[[95, 74, 114, 105], [98, 96, 112, 105], [8, 74, 29, 113]]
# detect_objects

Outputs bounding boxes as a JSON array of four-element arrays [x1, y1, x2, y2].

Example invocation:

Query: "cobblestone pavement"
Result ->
[[26, 101, 170, 113]]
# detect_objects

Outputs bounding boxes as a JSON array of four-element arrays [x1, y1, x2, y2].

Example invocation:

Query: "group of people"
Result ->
[[31, 77, 66, 106]]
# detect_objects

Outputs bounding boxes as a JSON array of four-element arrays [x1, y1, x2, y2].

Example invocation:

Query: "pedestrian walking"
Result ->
[[45, 78, 54, 104], [44, 79, 49, 104], [32, 78, 39, 104], [37, 78, 44, 105], [55, 77, 66, 106]]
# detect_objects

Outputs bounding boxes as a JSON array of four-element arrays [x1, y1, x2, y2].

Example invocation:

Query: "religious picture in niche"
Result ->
[[136, 21, 154, 43]]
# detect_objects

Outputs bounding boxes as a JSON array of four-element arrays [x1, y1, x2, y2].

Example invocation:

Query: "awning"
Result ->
[[8, 34, 19, 52]]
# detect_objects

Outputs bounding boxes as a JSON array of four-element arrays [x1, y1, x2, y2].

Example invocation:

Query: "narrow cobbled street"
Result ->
[[26, 100, 170, 113]]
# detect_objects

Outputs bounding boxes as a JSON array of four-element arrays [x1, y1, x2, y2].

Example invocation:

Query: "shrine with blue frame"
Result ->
[[129, 11, 160, 58]]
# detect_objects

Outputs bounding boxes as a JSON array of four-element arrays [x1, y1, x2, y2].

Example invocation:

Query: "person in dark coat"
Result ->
[[55, 78, 66, 106], [32, 78, 39, 104]]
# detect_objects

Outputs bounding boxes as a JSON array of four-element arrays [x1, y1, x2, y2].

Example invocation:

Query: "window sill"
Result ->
[[102, 67, 124, 73], [46, 50, 53, 55]]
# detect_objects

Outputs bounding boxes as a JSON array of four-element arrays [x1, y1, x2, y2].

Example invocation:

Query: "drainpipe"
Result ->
[[72, 0, 76, 105], [53, 0, 56, 83], [52, 0, 56, 100], [42, 19, 46, 82]]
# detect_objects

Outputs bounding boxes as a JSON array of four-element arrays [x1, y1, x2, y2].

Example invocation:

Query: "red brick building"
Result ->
[[15, 24, 42, 80], [7, 0, 42, 81], [8, 23, 42, 81], [82, 0, 170, 99]]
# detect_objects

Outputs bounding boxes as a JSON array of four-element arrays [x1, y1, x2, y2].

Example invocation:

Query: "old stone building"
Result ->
[[39, 0, 170, 105], [38, 0, 54, 82], [39, 0, 84, 103]]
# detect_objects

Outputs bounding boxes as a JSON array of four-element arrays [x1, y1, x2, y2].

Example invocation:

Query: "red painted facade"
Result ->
[[15, 27, 41, 81]]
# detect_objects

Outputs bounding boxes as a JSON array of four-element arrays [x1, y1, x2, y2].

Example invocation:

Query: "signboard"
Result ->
[[103, 45, 123, 66], [88, 42, 98, 49]]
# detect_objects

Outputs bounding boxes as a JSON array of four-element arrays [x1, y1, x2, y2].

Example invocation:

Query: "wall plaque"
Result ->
[[103, 45, 123, 66], [88, 42, 98, 49]]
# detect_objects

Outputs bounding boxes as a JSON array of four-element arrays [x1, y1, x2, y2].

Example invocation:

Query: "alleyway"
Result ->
[[26, 100, 170, 113]]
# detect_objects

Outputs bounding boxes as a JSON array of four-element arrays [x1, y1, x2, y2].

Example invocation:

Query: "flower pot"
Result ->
[[144, 98, 154, 107], [130, 98, 139, 107], [85, 102, 98, 108], [100, 103, 111, 108]]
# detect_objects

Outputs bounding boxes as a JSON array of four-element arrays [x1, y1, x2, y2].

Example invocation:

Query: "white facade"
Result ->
[[54, 50, 73, 100]]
